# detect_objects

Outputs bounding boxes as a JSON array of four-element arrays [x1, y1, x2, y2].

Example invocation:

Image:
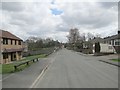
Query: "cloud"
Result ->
[[60, 2, 117, 29], [1, 1, 118, 43], [2, 2, 24, 12], [99, 2, 118, 9]]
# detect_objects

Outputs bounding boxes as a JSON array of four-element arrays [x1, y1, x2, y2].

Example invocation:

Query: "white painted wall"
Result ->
[[93, 43, 115, 53]]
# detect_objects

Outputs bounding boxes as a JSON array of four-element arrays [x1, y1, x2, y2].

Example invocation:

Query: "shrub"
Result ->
[[95, 42, 101, 53]]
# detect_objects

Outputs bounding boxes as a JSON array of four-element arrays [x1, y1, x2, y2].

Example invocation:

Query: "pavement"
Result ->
[[96, 55, 119, 67], [2, 49, 119, 88], [78, 52, 119, 67]]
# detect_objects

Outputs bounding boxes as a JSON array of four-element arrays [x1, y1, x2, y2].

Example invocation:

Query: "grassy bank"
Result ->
[[0, 54, 46, 74], [111, 59, 120, 62]]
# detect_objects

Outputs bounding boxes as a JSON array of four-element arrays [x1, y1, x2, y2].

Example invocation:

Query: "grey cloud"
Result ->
[[56, 24, 69, 32], [10, 12, 39, 25], [92, 14, 116, 28], [27, 25, 54, 36], [2, 2, 24, 12], [0, 3, 2, 10], [9, 19, 27, 26], [1, 2, 118, 42], [61, 3, 117, 30], [99, 2, 118, 9], [27, 29, 47, 36]]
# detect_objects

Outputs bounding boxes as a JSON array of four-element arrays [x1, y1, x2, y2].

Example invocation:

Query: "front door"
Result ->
[[11, 52, 16, 61]]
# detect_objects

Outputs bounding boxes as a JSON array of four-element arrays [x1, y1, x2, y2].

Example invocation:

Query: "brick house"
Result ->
[[0, 30, 23, 64]]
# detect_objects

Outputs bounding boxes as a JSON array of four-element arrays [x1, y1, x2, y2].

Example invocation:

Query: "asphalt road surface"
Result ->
[[2, 49, 118, 88], [33, 49, 118, 88]]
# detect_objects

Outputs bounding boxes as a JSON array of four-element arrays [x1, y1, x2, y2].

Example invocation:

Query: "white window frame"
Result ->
[[114, 39, 120, 46]]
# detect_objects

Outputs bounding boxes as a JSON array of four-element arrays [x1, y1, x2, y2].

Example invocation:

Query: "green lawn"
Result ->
[[14, 54, 46, 63], [0, 54, 46, 74], [111, 59, 120, 62]]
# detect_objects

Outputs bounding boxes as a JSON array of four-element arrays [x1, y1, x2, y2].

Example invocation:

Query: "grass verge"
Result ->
[[0, 54, 46, 74], [111, 59, 120, 62]]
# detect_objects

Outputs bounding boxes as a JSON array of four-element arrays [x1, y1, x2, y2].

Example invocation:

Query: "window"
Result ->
[[112, 40, 114, 45], [15, 40, 17, 45], [18, 40, 21, 45], [108, 46, 113, 49], [3, 53, 8, 59], [3, 38, 8, 45], [11, 40, 13, 45], [114, 39, 120, 46]]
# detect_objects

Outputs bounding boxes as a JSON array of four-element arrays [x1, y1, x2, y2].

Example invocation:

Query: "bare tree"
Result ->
[[95, 33, 101, 38], [87, 32, 95, 41], [67, 28, 80, 44], [67, 28, 84, 51], [26, 36, 60, 50], [80, 33, 86, 41]]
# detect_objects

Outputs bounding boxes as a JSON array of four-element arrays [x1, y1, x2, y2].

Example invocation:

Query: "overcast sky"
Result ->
[[0, 0, 118, 42]]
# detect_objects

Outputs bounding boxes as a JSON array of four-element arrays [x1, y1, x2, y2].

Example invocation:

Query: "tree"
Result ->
[[95, 42, 101, 53], [67, 28, 84, 50], [36, 39, 44, 48], [95, 33, 101, 38], [87, 32, 95, 41], [67, 28, 80, 44], [80, 33, 86, 41], [26, 36, 61, 50]]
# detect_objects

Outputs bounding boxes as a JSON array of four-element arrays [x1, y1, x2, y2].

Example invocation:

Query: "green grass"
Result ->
[[111, 59, 120, 62], [0, 54, 46, 74], [1, 64, 14, 74], [23, 54, 45, 60]]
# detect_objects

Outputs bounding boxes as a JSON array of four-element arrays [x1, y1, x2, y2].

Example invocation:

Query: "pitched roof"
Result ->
[[90, 37, 104, 43], [0, 29, 22, 40], [104, 33, 120, 40]]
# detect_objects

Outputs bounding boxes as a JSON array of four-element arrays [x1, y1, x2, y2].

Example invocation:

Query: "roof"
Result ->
[[104, 33, 120, 40], [0, 29, 22, 40], [90, 37, 104, 43], [90, 33, 120, 43]]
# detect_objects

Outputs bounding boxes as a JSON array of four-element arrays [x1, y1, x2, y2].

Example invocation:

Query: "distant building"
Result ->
[[0, 30, 23, 64], [82, 31, 120, 54], [90, 37, 114, 54], [103, 32, 120, 53]]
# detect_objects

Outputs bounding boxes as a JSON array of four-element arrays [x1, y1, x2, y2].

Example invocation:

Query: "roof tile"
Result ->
[[0, 29, 22, 40]]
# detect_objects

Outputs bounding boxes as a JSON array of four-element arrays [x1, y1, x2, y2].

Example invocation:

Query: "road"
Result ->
[[2, 57, 54, 88], [33, 49, 118, 88], [2, 49, 118, 88]]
